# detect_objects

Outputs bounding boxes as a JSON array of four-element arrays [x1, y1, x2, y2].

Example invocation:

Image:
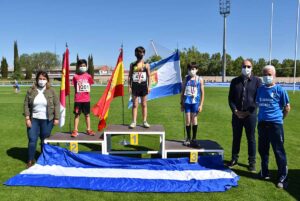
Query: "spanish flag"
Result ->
[[92, 49, 124, 131], [59, 47, 70, 127]]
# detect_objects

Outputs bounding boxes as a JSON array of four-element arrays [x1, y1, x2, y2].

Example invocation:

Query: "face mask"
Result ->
[[79, 67, 87, 73], [188, 69, 197, 77], [263, 76, 273, 85], [136, 54, 143, 60], [242, 68, 252, 76], [38, 80, 47, 87]]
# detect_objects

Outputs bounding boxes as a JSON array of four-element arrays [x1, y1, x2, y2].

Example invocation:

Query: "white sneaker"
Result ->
[[183, 139, 190, 146], [129, 122, 136, 129], [143, 121, 150, 128]]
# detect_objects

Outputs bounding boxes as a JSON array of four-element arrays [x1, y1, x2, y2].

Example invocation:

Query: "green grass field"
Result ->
[[0, 86, 299, 201]]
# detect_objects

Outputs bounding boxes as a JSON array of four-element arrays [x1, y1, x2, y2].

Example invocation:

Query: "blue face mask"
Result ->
[[263, 76, 273, 85]]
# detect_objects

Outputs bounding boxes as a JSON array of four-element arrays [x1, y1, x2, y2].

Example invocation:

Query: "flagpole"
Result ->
[[120, 44, 128, 145], [66, 43, 71, 133], [182, 111, 186, 140], [122, 96, 125, 125], [68, 93, 71, 133], [121, 44, 125, 125]]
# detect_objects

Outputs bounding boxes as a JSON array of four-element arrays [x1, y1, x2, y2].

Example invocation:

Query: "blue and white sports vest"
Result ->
[[184, 75, 202, 104]]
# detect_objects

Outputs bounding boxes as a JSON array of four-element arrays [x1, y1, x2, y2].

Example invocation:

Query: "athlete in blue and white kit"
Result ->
[[256, 65, 290, 189], [180, 62, 204, 147]]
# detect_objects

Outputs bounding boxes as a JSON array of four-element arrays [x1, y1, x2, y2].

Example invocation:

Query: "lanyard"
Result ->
[[190, 79, 197, 97]]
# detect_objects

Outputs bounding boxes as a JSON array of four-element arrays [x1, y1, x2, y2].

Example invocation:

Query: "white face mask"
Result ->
[[188, 69, 197, 77], [38, 80, 47, 87], [263, 76, 273, 85], [79, 66, 87, 73], [242, 67, 252, 76]]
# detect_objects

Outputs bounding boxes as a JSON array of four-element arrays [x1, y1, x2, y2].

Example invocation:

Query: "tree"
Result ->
[[146, 55, 162, 63], [230, 56, 244, 76], [20, 54, 33, 79], [296, 60, 300, 77], [179, 46, 206, 77], [88, 54, 95, 78], [254, 58, 266, 76], [208, 53, 222, 76], [225, 54, 233, 76], [13, 41, 22, 79], [197, 52, 210, 76], [280, 59, 294, 77], [1, 57, 8, 79], [31, 52, 60, 72], [70, 62, 77, 66]]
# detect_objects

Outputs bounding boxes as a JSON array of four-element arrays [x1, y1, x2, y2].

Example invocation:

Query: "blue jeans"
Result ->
[[258, 121, 288, 182], [231, 113, 257, 164], [27, 118, 53, 161]]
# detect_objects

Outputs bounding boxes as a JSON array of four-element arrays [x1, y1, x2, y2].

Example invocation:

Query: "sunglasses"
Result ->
[[242, 65, 252, 69]]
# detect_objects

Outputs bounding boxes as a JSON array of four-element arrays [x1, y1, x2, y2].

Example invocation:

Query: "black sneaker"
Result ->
[[248, 163, 256, 173], [190, 140, 200, 148], [258, 171, 270, 180], [227, 159, 238, 168]]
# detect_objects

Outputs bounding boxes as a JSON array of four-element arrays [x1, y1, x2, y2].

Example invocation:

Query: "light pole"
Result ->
[[294, 0, 300, 94], [269, 1, 274, 65], [219, 0, 230, 82]]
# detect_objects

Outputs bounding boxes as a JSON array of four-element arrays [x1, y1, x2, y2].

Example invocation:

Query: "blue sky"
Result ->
[[0, 0, 299, 69]]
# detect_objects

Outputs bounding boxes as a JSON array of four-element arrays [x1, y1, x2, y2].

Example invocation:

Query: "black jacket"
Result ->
[[228, 75, 262, 114]]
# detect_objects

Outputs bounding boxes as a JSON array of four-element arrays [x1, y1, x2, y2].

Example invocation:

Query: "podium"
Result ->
[[44, 132, 104, 152], [44, 125, 224, 159], [165, 139, 224, 159], [103, 124, 166, 158]]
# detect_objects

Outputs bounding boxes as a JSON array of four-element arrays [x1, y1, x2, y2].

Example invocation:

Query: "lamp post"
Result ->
[[294, 0, 300, 94], [269, 1, 274, 65], [219, 0, 230, 82]]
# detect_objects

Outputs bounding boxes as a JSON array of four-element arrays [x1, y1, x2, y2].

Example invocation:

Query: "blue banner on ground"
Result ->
[[5, 144, 239, 192]]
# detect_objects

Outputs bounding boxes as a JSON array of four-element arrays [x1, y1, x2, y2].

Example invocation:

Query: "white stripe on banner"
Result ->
[[5, 145, 239, 192], [128, 51, 182, 108], [22, 164, 237, 181], [155, 60, 181, 87]]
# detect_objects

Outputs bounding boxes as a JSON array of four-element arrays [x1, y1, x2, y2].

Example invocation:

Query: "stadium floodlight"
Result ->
[[219, 0, 230, 16], [219, 0, 230, 82]]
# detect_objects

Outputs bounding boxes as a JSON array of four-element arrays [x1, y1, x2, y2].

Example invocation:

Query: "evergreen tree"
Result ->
[[20, 54, 33, 80], [88, 54, 95, 78], [231, 56, 244, 76], [253, 58, 266, 76], [281, 59, 294, 77], [13, 41, 22, 79], [1, 57, 9, 79], [76, 54, 79, 62]]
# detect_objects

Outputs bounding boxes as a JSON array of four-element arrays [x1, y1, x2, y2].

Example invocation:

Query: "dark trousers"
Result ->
[[231, 113, 256, 164], [27, 118, 53, 161], [258, 121, 288, 182]]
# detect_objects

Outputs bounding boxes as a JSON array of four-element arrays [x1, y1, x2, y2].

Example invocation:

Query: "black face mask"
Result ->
[[137, 55, 143, 60]]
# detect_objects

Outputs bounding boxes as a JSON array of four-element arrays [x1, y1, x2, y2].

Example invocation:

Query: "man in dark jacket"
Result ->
[[227, 60, 262, 172]]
